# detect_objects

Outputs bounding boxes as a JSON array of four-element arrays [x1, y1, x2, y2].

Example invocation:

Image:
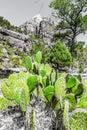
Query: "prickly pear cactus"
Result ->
[[0, 97, 14, 111], [77, 94, 87, 108], [27, 75, 38, 93], [1, 72, 30, 111], [69, 111, 87, 130], [55, 73, 67, 100], [14, 87, 27, 111], [45, 64, 52, 76], [13, 79, 29, 104], [35, 51, 42, 63], [0, 51, 86, 130], [44, 85, 55, 102], [25, 56, 32, 71], [1, 79, 15, 100]]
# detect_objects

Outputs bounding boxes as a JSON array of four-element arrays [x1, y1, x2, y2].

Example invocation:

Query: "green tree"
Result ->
[[50, 0, 87, 55], [0, 16, 11, 29], [49, 40, 72, 70]]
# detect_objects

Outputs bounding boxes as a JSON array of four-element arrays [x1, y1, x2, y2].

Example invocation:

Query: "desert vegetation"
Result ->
[[0, 51, 87, 129], [0, 0, 87, 130]]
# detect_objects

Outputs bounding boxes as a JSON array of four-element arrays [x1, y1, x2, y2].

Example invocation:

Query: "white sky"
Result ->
[[0, 0, 52, 26], [0, 0, 86, 43]]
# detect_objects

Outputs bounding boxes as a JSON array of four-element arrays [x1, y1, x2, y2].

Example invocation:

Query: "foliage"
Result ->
[[49, 40, 72, 69], [0, 16, 25, 33], [0, 51, 87, 129], [50, 0, 87, 55]]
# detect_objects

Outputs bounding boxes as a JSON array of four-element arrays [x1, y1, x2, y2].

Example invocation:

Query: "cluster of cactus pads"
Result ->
[[0, 51, 87, 130]]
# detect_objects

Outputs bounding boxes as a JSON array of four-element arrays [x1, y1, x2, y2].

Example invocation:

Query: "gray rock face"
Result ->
[[0, 26, 31, 52], [0, 26, 29, 41], [0, 14, 56, 68], [20, 14, 55, 47], [20, 14, 42, 35], [0, 15, 56, 55]]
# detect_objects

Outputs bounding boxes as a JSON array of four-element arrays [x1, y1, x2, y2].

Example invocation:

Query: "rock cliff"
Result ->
[[0, 15, 56, 68], [20, 14, 55, 46]]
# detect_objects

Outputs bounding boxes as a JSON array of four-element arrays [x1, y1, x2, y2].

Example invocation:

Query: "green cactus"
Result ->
[[63, 100, 69, 129], [42, 77, 47, 87], [8, 73, 18, 82], [77, 94, 87, 108], [64, 93, 76, 110], [76, 75, 82, 82], [40, 69, 46, 77], [38, 86, 45, 99], [72, 83, 84, 96], [45, 64, 52, 76], [14, 87, 27, 111], [44, 85, 55, 102], [55, 76, 66, 100], [2, 75, 30, 103], [27, 75, 38, 92], [14, 87, 21, 103], [0, 97, 14, 111], [66, 76, 84, 97], [69, 111, 87, 130], [55, 74, 66, 108], [17, 71, 30, 81], [1, 50, 86, 130], [19, 87, 27, 112], [67, 76, 77, 89], [1, 79, 15, 100], [13, 79, 29, 104], [35, 51, 42, 63], [39, 63, 45, 70], [50, 69, 56, 85], [32, 109, 36, 130], [25, 56, 32, 71]]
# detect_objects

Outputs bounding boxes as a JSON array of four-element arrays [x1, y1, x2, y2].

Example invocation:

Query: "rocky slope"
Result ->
[[0, 15, 56, 68], [20, 14, 55, 47]]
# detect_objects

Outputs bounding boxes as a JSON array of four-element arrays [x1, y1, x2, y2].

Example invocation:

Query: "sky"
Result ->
[[0, 0, 52, 26], [0, 0, 86, 43]]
